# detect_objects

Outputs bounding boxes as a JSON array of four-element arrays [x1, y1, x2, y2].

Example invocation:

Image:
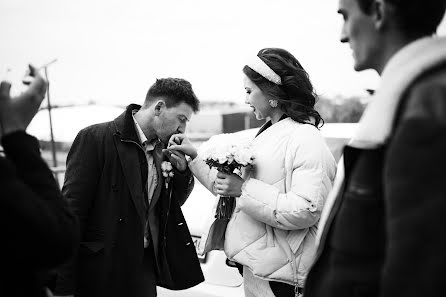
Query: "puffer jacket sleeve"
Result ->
[[237, 129, 336, 230], [188, 157, 217, 196]]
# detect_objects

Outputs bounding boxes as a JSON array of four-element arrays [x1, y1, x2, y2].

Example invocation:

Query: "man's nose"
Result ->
[[177, 125, 185, 134]]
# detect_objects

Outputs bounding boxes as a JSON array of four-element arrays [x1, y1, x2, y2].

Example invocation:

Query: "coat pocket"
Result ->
[[79, 241, 105, 255], [330, 182, 385, 255], [77, 241, 106, 295]]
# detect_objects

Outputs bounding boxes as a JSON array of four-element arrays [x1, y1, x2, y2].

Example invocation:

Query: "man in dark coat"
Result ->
[[54, 78, 204, 297], [304, 1, 446, 297], [0, 65, 79, 297]]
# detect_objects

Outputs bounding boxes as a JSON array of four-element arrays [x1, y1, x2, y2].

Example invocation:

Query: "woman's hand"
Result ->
[[215, 171, 245, 197], [167, 133, 198, 160]]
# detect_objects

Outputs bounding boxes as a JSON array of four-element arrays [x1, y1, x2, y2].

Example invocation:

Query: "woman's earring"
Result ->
[[269, 99, 278, 108]]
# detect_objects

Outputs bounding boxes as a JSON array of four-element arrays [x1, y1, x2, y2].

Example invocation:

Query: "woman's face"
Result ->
[[243, 74, 272, 120]]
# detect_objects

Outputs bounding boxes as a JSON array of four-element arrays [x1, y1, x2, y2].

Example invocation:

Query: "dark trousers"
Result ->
[[143, 246, 158, 297], [269, 281, 303, 297]]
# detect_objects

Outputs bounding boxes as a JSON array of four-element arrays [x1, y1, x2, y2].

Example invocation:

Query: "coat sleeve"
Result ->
[[172, 165, 195, 206], [0, 131, 79, 270], [54, 127, 102, 295], [380, 72, 446, 297], [237, 130, 336, 230]]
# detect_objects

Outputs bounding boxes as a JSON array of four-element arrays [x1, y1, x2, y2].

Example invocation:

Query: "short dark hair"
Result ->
[[144, 78, 200, 112], [243, 48, 324, 128], [356, 0, 446, 37]]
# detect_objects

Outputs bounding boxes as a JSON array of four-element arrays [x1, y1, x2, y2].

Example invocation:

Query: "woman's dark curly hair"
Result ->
[[243, 48, 323, 128]]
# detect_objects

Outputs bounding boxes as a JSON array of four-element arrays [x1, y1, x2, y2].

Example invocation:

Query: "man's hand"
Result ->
[[163, 148, 188, 172], [0, 64, 47, 136], [215, 171, 245, 197]]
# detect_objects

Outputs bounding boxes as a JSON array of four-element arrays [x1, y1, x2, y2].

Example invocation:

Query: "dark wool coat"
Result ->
[[54, 104, 204, 297], [304, 66, 446, 297], [0, 132, 79, 297]]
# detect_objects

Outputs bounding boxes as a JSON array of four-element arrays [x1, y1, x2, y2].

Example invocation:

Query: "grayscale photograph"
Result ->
[[1, 1, 445, 296]]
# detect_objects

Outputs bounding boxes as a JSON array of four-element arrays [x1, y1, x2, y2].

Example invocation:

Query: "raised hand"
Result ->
[[0, 65, 47, 137], [167, 133, 198, 159]]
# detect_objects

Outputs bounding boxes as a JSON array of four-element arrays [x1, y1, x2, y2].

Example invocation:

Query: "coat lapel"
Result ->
[[113, 104, 146, 228], [114, 135, 146, 228], [150, 141, 165, 210]]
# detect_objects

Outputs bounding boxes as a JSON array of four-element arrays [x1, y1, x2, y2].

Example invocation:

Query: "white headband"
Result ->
[[246, 56, 282, 85]]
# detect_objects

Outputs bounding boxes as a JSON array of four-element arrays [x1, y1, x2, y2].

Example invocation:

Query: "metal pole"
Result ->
[[44, 66, 59, 188]]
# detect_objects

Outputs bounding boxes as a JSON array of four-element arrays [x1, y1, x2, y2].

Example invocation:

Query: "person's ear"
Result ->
[[154, 100, 165, 116], [373, 0, 393, 31]]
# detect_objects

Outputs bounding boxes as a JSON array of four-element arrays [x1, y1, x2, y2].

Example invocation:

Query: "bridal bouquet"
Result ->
[[198, 137, 254, 253], [201, 143, 254, 219]]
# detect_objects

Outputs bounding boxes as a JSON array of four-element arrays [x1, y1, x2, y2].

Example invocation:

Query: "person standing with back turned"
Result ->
[[0, 65, 79, 297]]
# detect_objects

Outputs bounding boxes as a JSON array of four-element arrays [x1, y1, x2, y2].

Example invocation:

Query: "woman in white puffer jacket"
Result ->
[[168, 48, 336, 297]]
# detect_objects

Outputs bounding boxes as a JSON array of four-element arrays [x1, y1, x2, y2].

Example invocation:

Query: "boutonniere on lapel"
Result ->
[[161, 161, 174, 189]]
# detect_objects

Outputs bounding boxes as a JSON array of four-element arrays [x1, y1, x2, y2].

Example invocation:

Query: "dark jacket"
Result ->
[[54, 104, 204, 297], [304, 66, 446, 297], [0, 131, 79, 297]]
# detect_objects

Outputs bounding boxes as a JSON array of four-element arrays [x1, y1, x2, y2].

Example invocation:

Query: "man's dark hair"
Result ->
[[144, 78, 200, 112], [356, 0, 446, 37]]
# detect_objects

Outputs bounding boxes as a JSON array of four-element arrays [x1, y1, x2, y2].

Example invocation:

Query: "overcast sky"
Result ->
[[1, 0, 445, 106]]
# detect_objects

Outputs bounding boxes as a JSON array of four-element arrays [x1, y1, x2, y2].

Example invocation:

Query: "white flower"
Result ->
[[212, 145, 229, 164], [161, 161, 174, 179], [200, 133, 254, 171], [161, 161, 174, 189], [234, 146, 254, 166], [161, 161, 173, 172]]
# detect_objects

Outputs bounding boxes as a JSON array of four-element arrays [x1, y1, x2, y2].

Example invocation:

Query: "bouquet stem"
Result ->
[[215, 196, 235, 219]]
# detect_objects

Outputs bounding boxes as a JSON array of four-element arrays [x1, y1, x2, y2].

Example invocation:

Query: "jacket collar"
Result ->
[[350, 36, 446, 148], [255, 114, 288, 138], [113, 104, 142, 143], [252, 117, 294, 144]]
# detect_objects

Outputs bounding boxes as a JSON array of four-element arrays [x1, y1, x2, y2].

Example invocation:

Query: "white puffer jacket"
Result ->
[[189, 118, 336, 287]]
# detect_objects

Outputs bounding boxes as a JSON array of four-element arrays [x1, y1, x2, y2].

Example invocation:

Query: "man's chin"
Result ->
[[353, 59, 373, 72], [353, 61, 365, 71], [354, 64, 370, 72]]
